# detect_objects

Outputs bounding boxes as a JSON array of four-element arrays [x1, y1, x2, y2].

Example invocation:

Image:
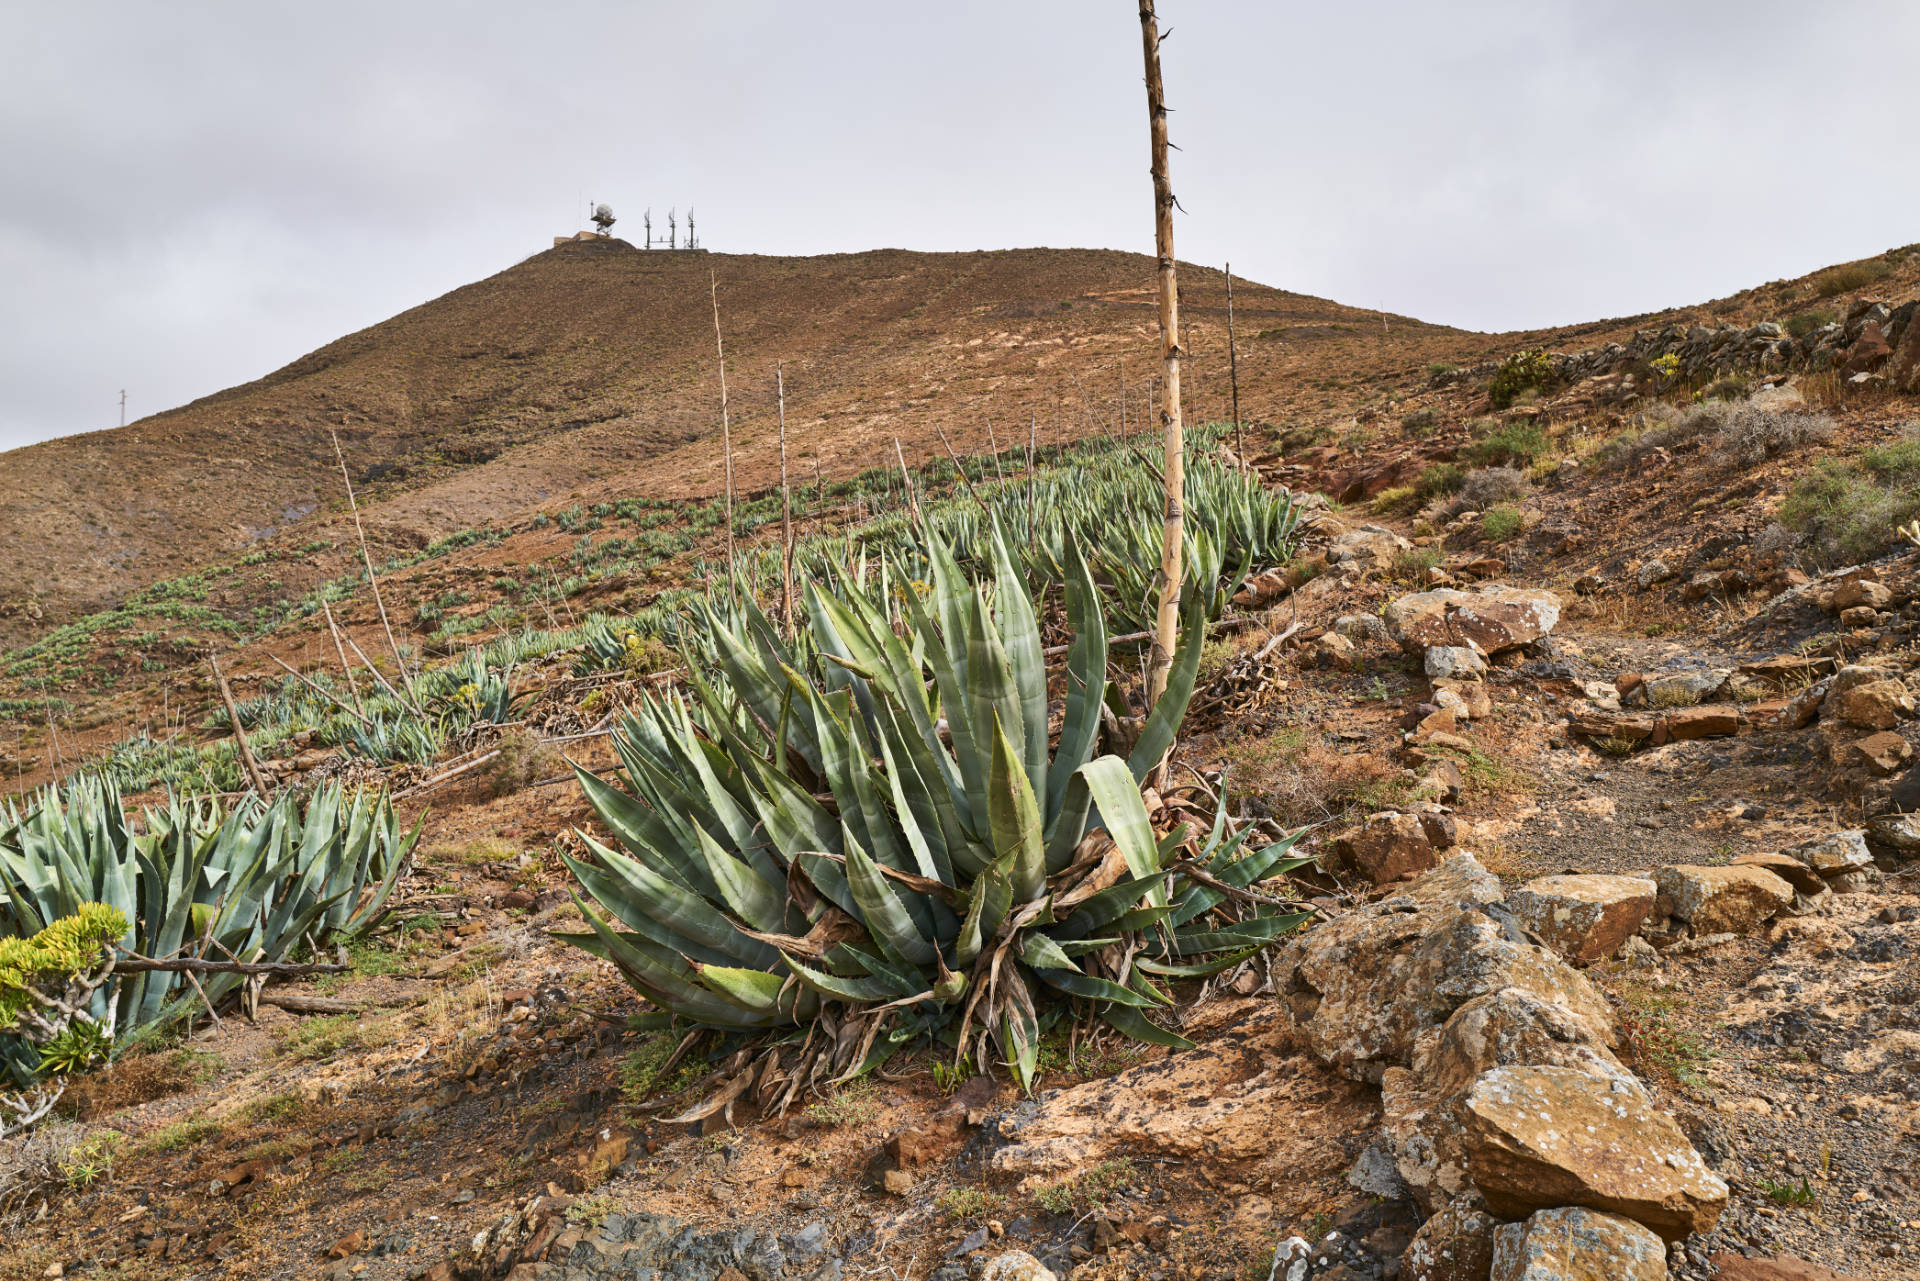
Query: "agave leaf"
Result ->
[[1136, 945, 1265, 978], [1030, 965, 1164, 1008], [955, 856, 1013, 968], [989, 521, 1048, 805], [1045, 534, 1108, 822], [779, 952, 905, 1003], [1126, 600, 1206, 782], [999, 965, 1040, 1091], [986, 714, 1046, 905], [1097, 1003, 1194, 1050], [841, 832, 938, 968], [1077, 756, 1167, 908], [1170, 912, 1312, 955], [692, 963, 797, 1017]]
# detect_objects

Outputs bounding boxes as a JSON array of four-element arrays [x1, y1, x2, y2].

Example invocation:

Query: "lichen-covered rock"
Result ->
[[1427, 645, 1490, 680], [1506, 875, 1657, 965], [1641, 670, 1727, 707], [1489, 1207, 1667, 1281], [1651, 864, 1793, 936], [1780, 830, 1873, 878], [1462, 1066, 1728, 1241], [1864, 810, 1920, 860], [980, 1252, 1057, 1281], [1385, 587, 1562, 656], [1402, 1201, 1499, 1281]]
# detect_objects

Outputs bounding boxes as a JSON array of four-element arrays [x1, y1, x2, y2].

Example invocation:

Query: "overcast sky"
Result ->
[[4, 1, 1917, 452]]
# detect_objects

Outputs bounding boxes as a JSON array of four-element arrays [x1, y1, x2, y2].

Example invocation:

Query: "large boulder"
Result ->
[[1382, 986, 1641, 1210], [1384, 587, 1562, 656], [1273, 855, 1614, 1084], [1462, 1066, 1729, 1240], [1652, 864, 1794, 936], [1505, 875, 1658, 965], [1490, 1207, 1668, 1281], [1833, 679, 1914, 730]]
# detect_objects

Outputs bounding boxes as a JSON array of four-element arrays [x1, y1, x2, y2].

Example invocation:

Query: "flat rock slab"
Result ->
[[1463, 1065, 1728, 1241], [1490, 1207, 1667, 1281], [1506, 874, 1657, 965], [1385, 587, 1561, 655], [1652, 864, 1793, 936], [1729, 852, 1825, 896], [1706, 1254, 1873, 1281]]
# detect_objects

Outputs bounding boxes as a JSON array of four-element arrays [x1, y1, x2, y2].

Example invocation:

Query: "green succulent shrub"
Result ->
[[559, 527, 1308, 1102], [1488, 349, 1554, 409]]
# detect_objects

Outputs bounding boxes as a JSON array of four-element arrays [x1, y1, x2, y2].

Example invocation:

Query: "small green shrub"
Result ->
[[1760, 1176, 1818, 1207], [1464, 423, 1547, 468], [1370, 486, 1418, 514], [1481, 506, 1523, 542], [1401, 407, 1441, 436], [805, 1081, 882, 1128], [1393, 548, 1442, 579], [1488, 349, 1554, 409], [1033, 1157, 1136, 1215], [1426, 362, 1459, 379], [938, 1186, 1006, 1221], [1785, 309, 1835, 339], [1811, 261, 1889, 299], [1412, 463, 1465, 502]]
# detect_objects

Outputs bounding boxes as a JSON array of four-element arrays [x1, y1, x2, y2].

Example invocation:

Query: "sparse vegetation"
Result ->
[[1781, 425, 1920, 563], [1464, 422, 1547, 468], [1811, 260, 1889, 299], [1033, 1157, 1136, 1215], [1785, 308, 1836, 339], [938, 1185, 1006, 1221], [805, 1080, 883, 1128]]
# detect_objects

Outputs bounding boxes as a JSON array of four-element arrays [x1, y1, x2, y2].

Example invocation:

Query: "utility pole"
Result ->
[[644, 208, 652, 250], [119, 389, 126, 427], [1139, 0, 1186, 711]]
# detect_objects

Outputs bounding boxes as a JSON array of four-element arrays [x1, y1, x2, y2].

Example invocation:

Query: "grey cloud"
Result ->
[[4, 0, 1917, 450]]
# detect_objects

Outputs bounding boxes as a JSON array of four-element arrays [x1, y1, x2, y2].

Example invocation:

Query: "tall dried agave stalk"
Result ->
[[1139, 0, 1186, 712]]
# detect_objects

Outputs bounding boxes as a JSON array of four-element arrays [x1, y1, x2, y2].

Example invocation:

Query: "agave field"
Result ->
[[1, 427, 1312, 1132]]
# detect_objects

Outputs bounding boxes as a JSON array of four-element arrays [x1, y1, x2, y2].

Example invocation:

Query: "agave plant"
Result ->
[[0, 778, 419, 1082], [559, 525, 1308, 1104]]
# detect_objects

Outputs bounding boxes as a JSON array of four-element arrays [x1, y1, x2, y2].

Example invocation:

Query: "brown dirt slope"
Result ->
[[0, 242, 1432, 650]]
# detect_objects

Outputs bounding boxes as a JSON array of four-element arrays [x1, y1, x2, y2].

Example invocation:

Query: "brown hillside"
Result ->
[[0, 243, 1431, 651]]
